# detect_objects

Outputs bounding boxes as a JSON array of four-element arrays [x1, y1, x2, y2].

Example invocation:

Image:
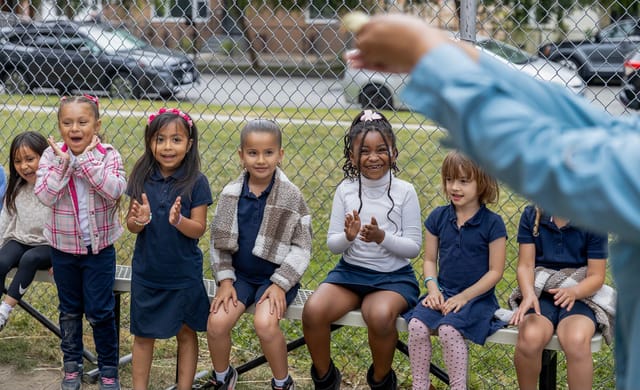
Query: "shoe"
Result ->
[[60, 361, 83, 390], [366, 365, 397, 390], [205, 365, 238, 390], [310, 360, 341, 390], [271, 376, 295, 390], [0, 311, 7, 331], [99, 365, 120, 390]]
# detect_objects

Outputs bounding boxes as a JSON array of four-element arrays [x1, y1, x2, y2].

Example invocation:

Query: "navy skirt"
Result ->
[[322, 258, 419, 311], [130, 281, 210, 338]]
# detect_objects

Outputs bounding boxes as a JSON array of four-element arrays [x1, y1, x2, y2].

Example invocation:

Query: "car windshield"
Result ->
[[477, 39, 532, 64], [78, 25, 147, 53]]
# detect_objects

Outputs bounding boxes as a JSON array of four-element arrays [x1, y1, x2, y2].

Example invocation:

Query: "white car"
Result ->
[[342, 34, 587, 110]]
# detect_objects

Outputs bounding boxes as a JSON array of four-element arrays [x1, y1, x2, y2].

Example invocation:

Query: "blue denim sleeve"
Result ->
[[401, 44, 640, 243], [0, 168, 5, 211]]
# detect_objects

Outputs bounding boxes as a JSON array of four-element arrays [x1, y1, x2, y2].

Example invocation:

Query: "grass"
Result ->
[[0, 94, 614, 389]]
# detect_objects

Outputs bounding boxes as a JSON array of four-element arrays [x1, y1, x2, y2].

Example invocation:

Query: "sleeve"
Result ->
[[35, 147, 73, 206], [424, 207, 442, 237], [76, 146, 126, 201], [326, 184, 352, 254], [209, 193, 236, 283], [0, 168, 6, 210], [379, 183, 422, 258], [487, 212, 507, 242], [586, 232, 609, 259], [0, 204, 9, 243], [401, 44, 640, 243], [516, 206, 536, 244], [189, 174, 213, 210]]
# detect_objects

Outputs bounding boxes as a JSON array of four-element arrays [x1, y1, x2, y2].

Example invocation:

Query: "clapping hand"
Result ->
[[360, 216, 385, 244], [344, 210, 361, 241], [130, 193, 151, 225]]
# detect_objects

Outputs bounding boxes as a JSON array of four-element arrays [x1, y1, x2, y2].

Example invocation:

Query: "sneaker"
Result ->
[[60, 361, 83, 390], [205, 366, 238, 390], [271, 376, 295, 390], [99, 366, 120, 390], [0, 311, 8, 332]]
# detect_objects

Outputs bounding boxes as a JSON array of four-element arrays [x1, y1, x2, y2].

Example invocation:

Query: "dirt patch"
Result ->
[[0, 365, 105, 390]]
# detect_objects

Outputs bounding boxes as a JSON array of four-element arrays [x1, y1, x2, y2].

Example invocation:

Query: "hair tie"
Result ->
[[83, 94, 99, 109], [148, 107, 193, 129], [360, 110, 382, 122]]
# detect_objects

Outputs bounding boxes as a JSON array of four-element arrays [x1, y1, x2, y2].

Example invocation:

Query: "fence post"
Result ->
[[459, 0, 477, 43]]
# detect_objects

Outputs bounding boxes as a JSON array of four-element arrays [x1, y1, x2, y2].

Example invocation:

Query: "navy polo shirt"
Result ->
[[517, 205, 608, 270], [233, 173, 278, 284], [130, 166, 213, 288]]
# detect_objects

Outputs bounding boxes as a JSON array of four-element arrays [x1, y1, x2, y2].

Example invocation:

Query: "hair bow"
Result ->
[[148, 107, 193, 128], [83, 94, 99, 109], [360, 110, 382, 122]]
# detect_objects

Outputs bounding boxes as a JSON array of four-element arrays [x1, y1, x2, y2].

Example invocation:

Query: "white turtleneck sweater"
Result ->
[[326, 174, 422, 272]]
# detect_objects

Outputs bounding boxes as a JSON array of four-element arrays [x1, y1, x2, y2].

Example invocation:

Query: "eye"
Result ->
[[247, 150, 257, 156]]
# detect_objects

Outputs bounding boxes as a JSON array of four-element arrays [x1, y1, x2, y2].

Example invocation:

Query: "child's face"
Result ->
[[150, 121, 192, 177], [445, 167, 480, 209], [13, 146, 41, 185], [58, 102, 101, 155], [238, 131, 283, 185], [350, 130, 395, 180]]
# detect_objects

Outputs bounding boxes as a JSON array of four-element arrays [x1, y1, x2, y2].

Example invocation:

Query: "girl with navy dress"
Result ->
[[509, 206, 609, 390], [126, 108, 212, 390], [406, 151, 507, 390], [302, 110, 422, 390]]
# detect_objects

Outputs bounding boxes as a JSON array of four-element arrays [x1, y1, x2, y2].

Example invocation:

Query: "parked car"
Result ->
[[343, 35, 586, 111], [617, 48, 640, 109], [0, 20, 199, 98], [538, 18, 640, 84]]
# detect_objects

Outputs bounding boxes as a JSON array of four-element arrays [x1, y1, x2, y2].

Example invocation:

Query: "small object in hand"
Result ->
[[342, 11, 370, 33]]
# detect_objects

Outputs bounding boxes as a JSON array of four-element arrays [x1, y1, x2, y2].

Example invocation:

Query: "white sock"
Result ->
[[215, 367, 229, 382], [273, 375, 290, 387], [0, 302, 13, 316]]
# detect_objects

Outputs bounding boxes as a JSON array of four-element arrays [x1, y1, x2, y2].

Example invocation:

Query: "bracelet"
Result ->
[[132, 213, 152, 227], [423, 276, 442, 292], [172, 214, 183, 227]]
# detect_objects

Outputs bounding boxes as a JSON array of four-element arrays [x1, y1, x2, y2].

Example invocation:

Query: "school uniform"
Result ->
[[129, 166, 212, 338], [406, 204, 507, 345]]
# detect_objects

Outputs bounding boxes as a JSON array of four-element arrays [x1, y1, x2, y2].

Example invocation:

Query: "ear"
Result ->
[[187, 138, 193, 152], [95, 119, 102, 134], [278, 147, 284, 163]]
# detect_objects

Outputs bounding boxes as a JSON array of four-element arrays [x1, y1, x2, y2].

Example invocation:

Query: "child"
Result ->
[[302, 110, 422, 390], [406, 150, 506, 390], [208, 119, 312, 390], [509, 205, 611, 390], [35, 95, 126, 390], [126, 107, 212, 390], [0, 165, 6, 210], [0, 131, 51, 331]]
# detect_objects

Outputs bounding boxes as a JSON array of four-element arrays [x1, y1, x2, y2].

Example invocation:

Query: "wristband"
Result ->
[[172, 214, 183, 227], [423, 276, 442, 292], [133, 213, 152, 226]]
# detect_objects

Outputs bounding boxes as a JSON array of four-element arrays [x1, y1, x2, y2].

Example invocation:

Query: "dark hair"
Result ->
[[342, 110, 399, 231], [5, 131, 48, 214], [240, 119, 282, 148], [440, 150, 499, 205], [58, 95, 100, 120], [127, 111, 201, 201]]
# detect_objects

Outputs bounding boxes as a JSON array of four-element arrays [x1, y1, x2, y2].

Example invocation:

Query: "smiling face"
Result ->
[[13, 145, 41, 185], [350, 130, 396, 180], [150, 120, 192, 177], [57, 102, 101, 155], [238, 131, 283, 186], [445, 167, 480, 210]]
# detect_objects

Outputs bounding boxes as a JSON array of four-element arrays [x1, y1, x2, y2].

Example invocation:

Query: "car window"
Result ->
[[79, 25, 147, 54], [601, 20, 639, 39], [477, 39, 531, 65]]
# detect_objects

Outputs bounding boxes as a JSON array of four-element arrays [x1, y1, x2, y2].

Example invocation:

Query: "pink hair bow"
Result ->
[[148, 107, 193, 128], [360, 110, 382, 122]]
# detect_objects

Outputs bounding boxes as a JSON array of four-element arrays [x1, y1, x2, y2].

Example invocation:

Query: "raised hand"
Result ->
[[130, 193, 151, 224], [169, 196, 183, 226], [360, 216, 385, 244], [47, 136, 70, 162], [344, 210, 361, 241], [83, 135, 100, 154]]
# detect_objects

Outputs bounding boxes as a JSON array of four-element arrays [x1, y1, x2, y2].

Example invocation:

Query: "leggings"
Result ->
[[0, 240, 51, 301]]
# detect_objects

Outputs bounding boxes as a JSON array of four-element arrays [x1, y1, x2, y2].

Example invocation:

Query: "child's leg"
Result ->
[[361, 290, 407, 383], [206, 300, 246, 372], [438, 325, 467, 390], [254, 299, 288, 379], [176, 324, 199, 390], [132, 335, 155, 390], [6, 245, 51, 302], [302, 283, 360, 377], [514, 313, 554, 390], [556, 314, 596, 390], [408, 318, 432, 390]]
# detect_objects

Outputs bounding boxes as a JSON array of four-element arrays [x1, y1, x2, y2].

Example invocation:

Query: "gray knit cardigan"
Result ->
[[210, 168, 312, 292]]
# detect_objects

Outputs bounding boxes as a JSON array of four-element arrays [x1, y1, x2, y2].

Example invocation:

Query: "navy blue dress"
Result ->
[[405, 204, 507, 345]]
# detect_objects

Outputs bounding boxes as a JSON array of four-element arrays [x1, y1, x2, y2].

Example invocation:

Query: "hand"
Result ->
[[47, 136, 70, 162], [549, 286, 578, 311], [130, 193, 151, 224], [344, 210, 361, 241], [510, 294, 540, 326], [169, 196, 182, 226], [421, 290, 444, 311], [83, 135, 100, 154], [442, 294, 468, 315], [359, 216, 385, 244], [257, 284, 287, 319], [347, 14, 447, 74], [210, 280, 237, 314]]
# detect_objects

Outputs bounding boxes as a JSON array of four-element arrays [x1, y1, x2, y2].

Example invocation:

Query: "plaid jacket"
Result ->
[[35, 143, 126, 255]]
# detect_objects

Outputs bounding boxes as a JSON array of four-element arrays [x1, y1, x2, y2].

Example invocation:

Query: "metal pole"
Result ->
[[459, 0, 477, 43]]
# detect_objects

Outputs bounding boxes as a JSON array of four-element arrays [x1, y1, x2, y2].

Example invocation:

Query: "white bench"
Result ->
[[16, 266, 603, 389]]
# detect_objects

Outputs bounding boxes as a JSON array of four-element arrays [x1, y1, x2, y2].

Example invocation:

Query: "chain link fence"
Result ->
[[0, 0, 625, 388]]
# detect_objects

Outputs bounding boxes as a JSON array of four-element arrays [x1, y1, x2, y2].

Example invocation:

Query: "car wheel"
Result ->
[[108, 74, 138, 99], [557, 57, 595, 83], [359, 84, 393, 110], [4, 69, 30, 94]]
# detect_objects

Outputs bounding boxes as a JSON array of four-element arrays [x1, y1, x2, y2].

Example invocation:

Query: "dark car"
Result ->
[[0, 20, 198, 98], [617, 48, 640, 109], [539, 18, 640, 84]]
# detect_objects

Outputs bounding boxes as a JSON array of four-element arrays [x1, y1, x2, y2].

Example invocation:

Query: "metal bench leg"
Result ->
[[396, 339, 450, 386], [539, 349, 557, 390]]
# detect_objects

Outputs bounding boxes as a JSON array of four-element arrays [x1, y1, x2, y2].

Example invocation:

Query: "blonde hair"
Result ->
[[440, 150, 499, 205]]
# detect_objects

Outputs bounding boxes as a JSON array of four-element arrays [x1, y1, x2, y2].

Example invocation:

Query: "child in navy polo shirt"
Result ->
[[208, 119, 312, 390], [509, 205, 610, 390], [405, 150, 507, 390], [126, 108, 212, 390]]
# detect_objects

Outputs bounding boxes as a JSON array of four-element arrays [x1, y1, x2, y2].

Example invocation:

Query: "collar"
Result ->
[[241, 171, 276, 198], [359, 173, 394, 188], [446, 202, 486, 227], [150, 163, 187, 181]]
